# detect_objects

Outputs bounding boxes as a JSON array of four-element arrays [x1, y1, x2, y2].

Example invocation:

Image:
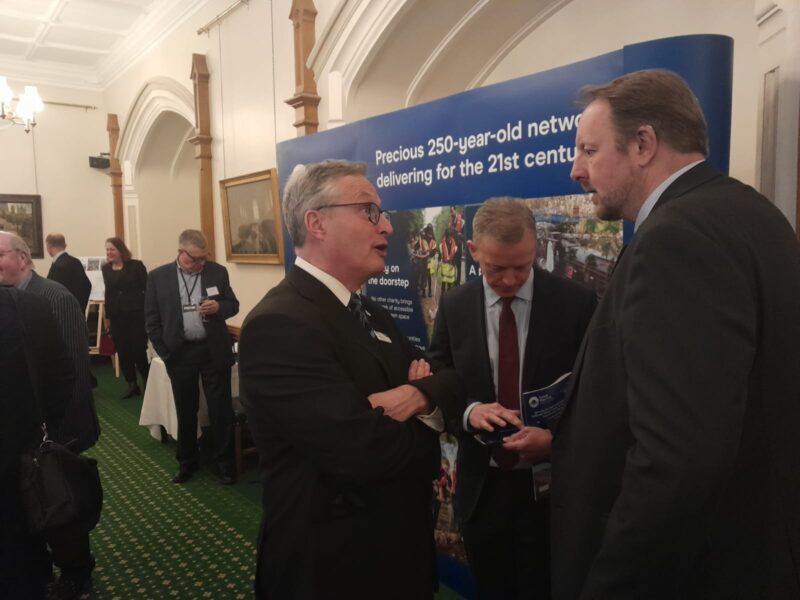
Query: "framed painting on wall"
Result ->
[[220, 169, 284, 265], [0, 193, 43, 258]]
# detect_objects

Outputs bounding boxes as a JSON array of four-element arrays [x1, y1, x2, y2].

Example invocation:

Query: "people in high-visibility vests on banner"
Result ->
[[439, 228, 458, 294]]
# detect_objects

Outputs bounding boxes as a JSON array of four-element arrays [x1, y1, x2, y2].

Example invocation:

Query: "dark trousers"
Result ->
[[109, 310, 149, 384], [1, 530, 50, 598], [460, 468, 551, 600], [165, 342, 233, 469], [48, 523, 93, 582]]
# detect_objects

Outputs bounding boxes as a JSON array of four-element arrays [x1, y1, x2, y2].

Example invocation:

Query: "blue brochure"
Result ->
[[474, 372, 571, 446]]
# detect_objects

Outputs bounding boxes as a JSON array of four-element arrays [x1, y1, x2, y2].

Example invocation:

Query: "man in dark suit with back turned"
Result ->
[[145, 229, 239, 485], [239, 160, 462, 599], [428, 198, 596, 599], [46, 233, 92, 313], [550, 69, 800, 599]]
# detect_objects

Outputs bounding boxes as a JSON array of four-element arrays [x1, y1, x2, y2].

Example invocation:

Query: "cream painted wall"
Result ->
[[134, 111, 199, 270], [209, 0, 299, 323], [483, 0, 759, 187], [0, 81, 113, 273]]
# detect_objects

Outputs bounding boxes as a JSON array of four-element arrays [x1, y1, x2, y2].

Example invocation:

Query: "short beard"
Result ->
[[593, 179, 634, 222]]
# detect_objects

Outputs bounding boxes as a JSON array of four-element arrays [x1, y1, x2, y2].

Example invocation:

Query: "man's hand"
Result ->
[[199, 299, 219, 315], [468, 402, 523, 432], [407, 359, 432, 381], [369, 384, 430, 422], [502, 426, 552, 463]]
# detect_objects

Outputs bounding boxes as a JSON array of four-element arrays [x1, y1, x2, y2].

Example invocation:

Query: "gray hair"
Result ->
[[0, 231, 34, 267], [472, 197, 537, 245], [178, 229, 207, 250], [282, 160, 367, 247]]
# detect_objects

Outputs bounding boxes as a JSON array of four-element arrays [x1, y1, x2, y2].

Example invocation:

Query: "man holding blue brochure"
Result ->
[[429, 198, 596, 599]]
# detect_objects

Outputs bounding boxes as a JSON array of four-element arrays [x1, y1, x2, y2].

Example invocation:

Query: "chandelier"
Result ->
[[0, 76, 44, 133]]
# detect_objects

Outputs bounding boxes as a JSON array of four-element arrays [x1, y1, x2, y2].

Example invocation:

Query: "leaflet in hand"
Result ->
[[474, 372, 571, 446]]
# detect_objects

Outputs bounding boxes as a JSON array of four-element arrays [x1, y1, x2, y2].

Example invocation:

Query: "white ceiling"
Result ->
[[0, 0, 207, 90]]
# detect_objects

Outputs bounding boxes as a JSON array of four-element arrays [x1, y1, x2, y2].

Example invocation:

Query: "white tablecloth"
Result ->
[[138, 356, 240, 441]]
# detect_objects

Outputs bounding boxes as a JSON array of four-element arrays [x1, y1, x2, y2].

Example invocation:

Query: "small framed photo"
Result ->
[[0, 193, 44, 258], [220, 169, 284, 264]]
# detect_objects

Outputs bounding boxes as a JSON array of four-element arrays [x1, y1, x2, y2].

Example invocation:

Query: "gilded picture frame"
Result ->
[[220, 169, 284, 265]]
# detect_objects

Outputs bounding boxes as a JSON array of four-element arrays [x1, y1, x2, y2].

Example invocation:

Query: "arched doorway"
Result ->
[[116, 77, 199, 268]]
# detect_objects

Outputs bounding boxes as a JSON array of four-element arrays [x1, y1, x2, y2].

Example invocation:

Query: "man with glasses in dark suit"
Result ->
[[239, 160, 462, 599], [145, 229, 239, 485]]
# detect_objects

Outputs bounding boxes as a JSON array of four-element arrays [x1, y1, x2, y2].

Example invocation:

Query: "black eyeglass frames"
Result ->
[[314, 202, 390, 225]]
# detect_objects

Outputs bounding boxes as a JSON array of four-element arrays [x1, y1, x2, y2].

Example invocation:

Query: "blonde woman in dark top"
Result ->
[[102, 237, 149, 398]]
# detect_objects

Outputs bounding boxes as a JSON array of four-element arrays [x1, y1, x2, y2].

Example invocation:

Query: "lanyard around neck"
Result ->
[[178, 266, 200, 300]]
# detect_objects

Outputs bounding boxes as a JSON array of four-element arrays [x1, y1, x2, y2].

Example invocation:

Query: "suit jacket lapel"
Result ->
[[168, 264, 183, 316], [613, 163, 721, 278], [559, 162, 723, 431], [287, 267, 394, 380], [472, 279, 495, 402], [652, 161, 722, 213]]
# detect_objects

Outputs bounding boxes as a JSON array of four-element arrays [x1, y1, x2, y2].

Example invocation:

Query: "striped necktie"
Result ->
[[348, 293, 376, 339]]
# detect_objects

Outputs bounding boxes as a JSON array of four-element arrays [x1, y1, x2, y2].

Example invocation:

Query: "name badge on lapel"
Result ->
[[206, 286, 220, 297], [374, 331, 392, 344]]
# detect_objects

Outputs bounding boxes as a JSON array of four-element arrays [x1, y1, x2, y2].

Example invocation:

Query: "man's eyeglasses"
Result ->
[[315, 202, 390, 225], [180, 249, 207, 264]]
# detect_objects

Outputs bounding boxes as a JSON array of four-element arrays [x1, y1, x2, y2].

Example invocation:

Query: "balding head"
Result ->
[[0, 231, 34, 285]]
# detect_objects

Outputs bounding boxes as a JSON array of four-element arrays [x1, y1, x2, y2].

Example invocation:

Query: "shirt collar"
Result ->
[[295, 256, 353, 307], [634, 159, 704, 231], [52, 250, 66, 261], [483, 267, 534, 308]]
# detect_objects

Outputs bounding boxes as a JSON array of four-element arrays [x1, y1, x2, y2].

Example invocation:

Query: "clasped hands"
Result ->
[[367, 359, 432, 422], [469, 402, 552, 463]]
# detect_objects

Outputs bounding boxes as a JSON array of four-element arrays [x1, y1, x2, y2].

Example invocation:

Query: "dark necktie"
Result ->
[[493, 296, 519, 470], [348, 293, 376, 339]]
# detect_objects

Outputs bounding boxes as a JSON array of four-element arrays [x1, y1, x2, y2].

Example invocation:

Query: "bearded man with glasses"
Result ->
[[145, 229, 239, 485], [239, 159, 462, 599]]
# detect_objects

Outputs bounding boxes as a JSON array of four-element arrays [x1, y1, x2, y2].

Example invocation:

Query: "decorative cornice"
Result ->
[[0, 57, 102, 91]]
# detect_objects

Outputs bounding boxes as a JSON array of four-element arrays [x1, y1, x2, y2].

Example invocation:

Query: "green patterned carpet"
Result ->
[[82, 361, 464, 599], [83, 362, 261, 599]]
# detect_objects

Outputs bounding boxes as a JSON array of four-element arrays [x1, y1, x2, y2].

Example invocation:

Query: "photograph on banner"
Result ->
[[433, 435, 463, 562], [379, 195, 620, 351], [407, 205, 466, 331], [527, 194, 622, 299]]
